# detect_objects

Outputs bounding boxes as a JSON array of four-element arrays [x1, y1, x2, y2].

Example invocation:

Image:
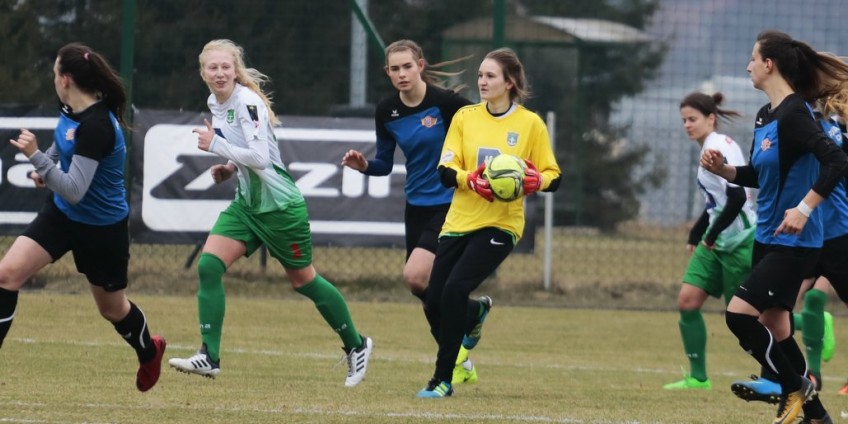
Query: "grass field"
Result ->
[[4, 292, 848, 423]]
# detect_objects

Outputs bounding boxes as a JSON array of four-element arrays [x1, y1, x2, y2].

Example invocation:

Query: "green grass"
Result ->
[[3, 292, 848, 423]]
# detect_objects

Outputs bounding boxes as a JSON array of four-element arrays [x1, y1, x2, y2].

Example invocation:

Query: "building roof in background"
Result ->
[[531, 16, 652, 43], [443, 15, 651, 44]]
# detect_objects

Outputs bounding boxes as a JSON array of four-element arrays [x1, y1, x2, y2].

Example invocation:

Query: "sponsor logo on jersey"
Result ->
[[391, 109, 399, 118], [420, 116, 438, 128], [507, 131, 519, 146], [226, 109, 235, 124], [724, 136, 733, 144], [441, 150, 455, 164], [65, 128, 75, 141], [761, 138, 772, 151], [828, 125, 842, 143], [246, 105, 260, 128]]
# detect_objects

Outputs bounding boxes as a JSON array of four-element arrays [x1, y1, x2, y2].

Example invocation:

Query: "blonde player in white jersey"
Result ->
[[664, 91, 756, 390], [168, 39, 373, 387]]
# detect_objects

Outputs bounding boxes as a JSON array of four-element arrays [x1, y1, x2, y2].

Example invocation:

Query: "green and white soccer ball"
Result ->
[[483, 154, 526, 202]]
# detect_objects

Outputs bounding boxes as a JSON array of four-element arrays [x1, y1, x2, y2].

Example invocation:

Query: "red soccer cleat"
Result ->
[[136, 335, 166, 392]]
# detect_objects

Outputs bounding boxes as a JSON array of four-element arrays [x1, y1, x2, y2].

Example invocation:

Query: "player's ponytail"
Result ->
[[757, 30, 848, 122], [385, 40, 469, 92], [56, 43, 128, 128], [680, 91, 741, 128]]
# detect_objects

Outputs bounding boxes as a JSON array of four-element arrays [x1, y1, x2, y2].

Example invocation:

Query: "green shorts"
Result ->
[[210, 200, 313, 269], [682, 232, 754, 304]]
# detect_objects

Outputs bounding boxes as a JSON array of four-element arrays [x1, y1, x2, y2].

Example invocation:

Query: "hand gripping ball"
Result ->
[[483, 154, 526, 201]]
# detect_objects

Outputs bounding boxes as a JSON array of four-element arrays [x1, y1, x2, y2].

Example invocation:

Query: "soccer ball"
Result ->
[[483, 154, 526, 202]]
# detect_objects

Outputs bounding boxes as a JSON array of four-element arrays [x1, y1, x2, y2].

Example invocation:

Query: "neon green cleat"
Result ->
[[823, 311, 835, 363], [452, 358, 478, 385], [663, 374, 712, 390], [455, 345, 470, 366]]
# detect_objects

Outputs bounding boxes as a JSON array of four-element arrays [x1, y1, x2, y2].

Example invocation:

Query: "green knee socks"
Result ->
[[679, 309, 707, 381], [801, 289, 827, 375], [296, 274, 363, 351], [197, 253, 227, 362]]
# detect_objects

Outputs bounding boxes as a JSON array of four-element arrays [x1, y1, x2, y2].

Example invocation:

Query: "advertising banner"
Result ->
[[0, 108, 535, 251]]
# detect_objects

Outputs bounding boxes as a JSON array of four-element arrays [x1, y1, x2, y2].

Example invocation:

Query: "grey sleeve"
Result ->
[[44, 143, 59, 162], [29, 151, 98, 204]]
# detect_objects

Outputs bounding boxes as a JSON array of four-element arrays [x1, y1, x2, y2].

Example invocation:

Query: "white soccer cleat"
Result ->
[[168, 344, 220, 379], [344, 336, 373, 387]]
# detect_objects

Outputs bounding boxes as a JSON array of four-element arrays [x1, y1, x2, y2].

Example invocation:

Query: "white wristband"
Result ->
[[797, 200, 813, 218]]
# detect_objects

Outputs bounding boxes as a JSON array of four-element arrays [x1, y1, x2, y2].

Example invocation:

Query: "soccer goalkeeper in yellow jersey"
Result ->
[[416, 48, 561, 398]]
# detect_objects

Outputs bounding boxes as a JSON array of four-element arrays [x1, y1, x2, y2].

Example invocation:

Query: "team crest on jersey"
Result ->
[[226, 109, 235, 124], [761, 138, 772, 151], [506, 132, 519, 146], [421, 116, 438, 128], [65, 128, 75, 141]]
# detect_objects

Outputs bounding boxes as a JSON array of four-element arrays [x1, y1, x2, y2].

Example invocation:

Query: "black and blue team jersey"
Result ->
[[817, 116, 848, 239], [53, 102, 128, 225], [368, 84, 472, 206], [735, 93, 847, 247]]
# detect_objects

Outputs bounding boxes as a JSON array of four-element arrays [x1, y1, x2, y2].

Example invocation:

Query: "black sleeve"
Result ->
[[732, 119, 759, 188], [782, 107, 848, 198], [688, 210, 709, 245], [543, 174, 562, 192], [74, 116, 115, 160], [703, 185, 746, 245], [843, 131, 848, 193], [440, 89, 473, 131], [733, 165, 759, 188], [438, 165, 458, 188]]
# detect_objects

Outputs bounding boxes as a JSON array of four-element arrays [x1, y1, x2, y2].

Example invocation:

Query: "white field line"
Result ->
[[8, 337, 811, 382], [0, 399, 669, 424], [0, 418, 115, 424]]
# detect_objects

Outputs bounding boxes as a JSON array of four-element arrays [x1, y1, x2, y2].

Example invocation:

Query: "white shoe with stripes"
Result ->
[[169, 344, 220, 379], [344, 336, 373, 387]]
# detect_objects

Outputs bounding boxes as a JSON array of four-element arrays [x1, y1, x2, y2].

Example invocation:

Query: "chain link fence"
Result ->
[[1, 0, 845, 308]]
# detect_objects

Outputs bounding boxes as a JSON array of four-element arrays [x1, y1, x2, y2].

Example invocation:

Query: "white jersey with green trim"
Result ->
[[697, 131, 756, 250], [207, 84, 304, 212]]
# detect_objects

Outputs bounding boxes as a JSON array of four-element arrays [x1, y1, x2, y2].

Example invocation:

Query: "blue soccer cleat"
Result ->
[[416, 379, 453, 398], [730, 374, 781, 404], [462, 296, 492, 350]]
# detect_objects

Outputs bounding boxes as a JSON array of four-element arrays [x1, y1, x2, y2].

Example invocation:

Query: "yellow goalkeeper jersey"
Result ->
[[438, 102, 561, 240]]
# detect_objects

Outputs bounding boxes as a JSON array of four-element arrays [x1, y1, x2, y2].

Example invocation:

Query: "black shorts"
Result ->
[[22, 201, 130, 291], [404, 202, 450, 259], [735, 241, 820, 312], [814, 233, 848, 303]]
